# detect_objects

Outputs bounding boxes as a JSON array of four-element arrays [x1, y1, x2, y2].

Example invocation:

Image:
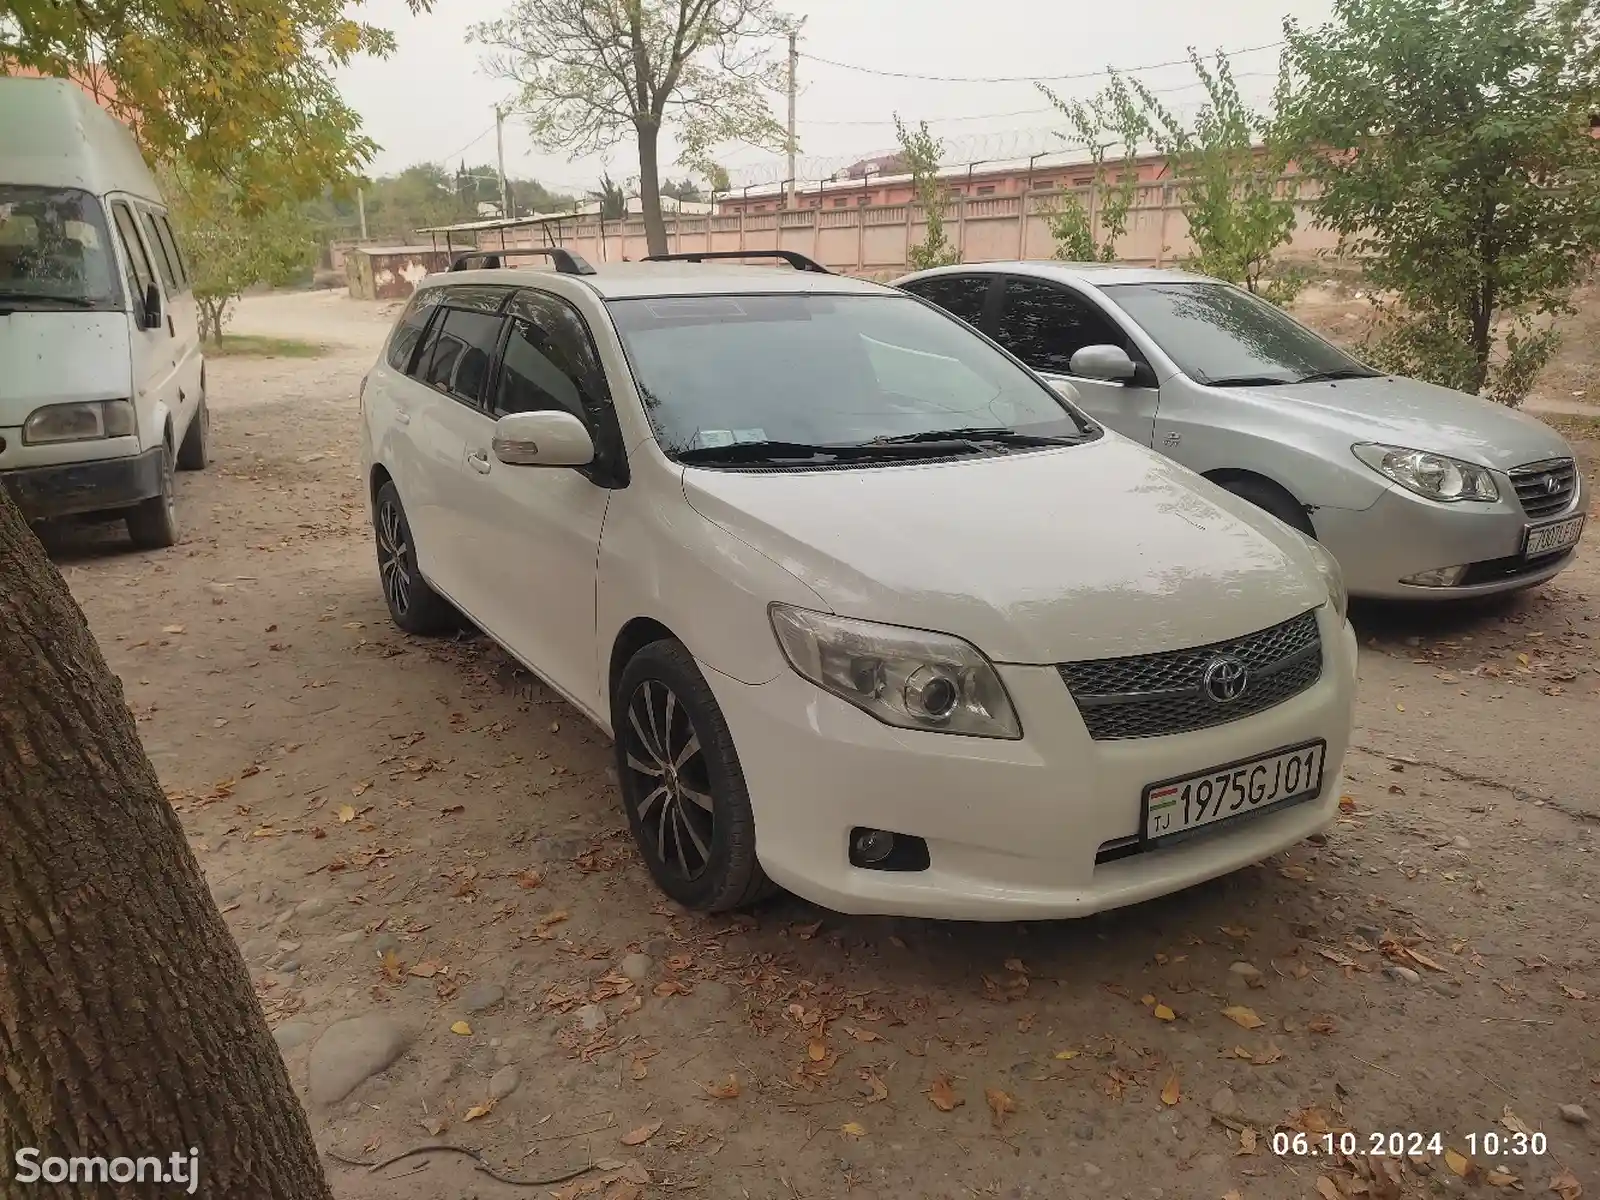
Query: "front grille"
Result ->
[[1510, 458, 1577, 519], [1059, 610, 1323, 741]]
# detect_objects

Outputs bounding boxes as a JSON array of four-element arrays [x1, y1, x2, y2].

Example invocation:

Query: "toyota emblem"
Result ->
[[1201, 654, 1250, 705]]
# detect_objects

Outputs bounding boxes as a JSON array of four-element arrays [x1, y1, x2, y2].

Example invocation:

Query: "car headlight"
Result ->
[[1305, 539, 1348, 621], [22, 400, 137, 445], [1352, 443, 1498, 502], [769, 604, 1022, 739]]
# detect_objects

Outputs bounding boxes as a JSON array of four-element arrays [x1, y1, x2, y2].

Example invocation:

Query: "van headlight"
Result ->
[[1306, 540, 1348, 621], [769, 605, 1022, 739], [1352, 443, 1498, 502], [22, 400, 138, 444]]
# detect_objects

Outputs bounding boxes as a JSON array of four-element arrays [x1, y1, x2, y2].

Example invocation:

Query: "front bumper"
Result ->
[[0, 446, 164, 520], [708, 607, 1357, 921], [1315, 479, 1587, 600]]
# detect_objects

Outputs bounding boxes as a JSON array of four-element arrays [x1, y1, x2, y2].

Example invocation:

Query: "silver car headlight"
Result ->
[[1352, 443, 1498, 503], [22, 400, 137, 445], [769, 604, 1022, 739], [1305, 539, 1348, 621]]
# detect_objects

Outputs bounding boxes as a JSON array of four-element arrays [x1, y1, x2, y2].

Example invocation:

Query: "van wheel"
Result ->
[[177, 397, 209, 471], [373, 481, 458, 634], [1217, 475, 1316, 538], [613, 639, 776, 912], [127, 444, 179, 550]]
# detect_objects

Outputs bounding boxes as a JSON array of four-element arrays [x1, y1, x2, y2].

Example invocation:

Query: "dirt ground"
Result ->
[[39, 287, 1600, 1200]]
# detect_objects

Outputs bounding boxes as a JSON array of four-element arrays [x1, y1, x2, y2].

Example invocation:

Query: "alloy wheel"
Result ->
[[376, 499, 412, 617], [623, 680, 714, 881]]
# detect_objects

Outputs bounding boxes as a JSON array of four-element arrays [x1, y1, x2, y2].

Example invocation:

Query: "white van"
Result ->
[[0, 77, 206, 549]]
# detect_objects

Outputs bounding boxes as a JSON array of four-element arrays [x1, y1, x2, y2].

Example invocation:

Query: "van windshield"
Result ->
[[0, 185, 124, 311]]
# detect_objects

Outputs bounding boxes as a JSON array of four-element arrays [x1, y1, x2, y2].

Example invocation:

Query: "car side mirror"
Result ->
[[492, 410, 594, 468], [141, 282, 162, 330], [1069, 343, 1136, 382]]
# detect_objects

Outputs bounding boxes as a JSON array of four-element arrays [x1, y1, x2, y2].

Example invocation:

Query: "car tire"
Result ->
[[613, 639, 776, 912], [373, 481, 458, 635], [177, 395, 209, 471], [1218, 475, 1316, 538], [126, 442, 179, 550]]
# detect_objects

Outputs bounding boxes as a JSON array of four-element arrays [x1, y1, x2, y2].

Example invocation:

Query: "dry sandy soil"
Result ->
[[35, 287, 1600, 1200]]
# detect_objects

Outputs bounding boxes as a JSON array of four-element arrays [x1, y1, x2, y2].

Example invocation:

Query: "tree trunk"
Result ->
[[0, 488, 332, 1199], [636, 121, 668, 258], [1469, 278, 1495, 394]]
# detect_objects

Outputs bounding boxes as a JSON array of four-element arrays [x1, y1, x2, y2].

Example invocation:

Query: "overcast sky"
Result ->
[[337, 0, 1336, 195]]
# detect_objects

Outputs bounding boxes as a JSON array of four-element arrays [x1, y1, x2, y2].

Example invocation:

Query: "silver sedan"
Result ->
[[895, 262, 1586, 600]]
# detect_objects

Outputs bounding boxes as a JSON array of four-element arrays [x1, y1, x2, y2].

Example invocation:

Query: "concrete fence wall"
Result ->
[[439, 180, 1341, 279]]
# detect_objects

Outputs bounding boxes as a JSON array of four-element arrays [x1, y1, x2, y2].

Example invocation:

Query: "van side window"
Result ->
[[110, 202, 155, 300], [136, 208, 178, 294], [147, 211, 188, 291]]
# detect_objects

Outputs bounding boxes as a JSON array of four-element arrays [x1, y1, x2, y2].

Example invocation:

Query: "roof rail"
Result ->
[[449, 247, 597, 276], [641, 249, 831, 275]]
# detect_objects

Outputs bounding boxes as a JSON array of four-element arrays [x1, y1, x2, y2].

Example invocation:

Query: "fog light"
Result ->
[[1400, 565, 1468, 587], [851, 828, 896, 865]]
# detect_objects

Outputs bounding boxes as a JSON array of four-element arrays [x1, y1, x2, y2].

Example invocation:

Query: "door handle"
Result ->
[[394, 409, 411, 426], [467, 450, 492, 475]]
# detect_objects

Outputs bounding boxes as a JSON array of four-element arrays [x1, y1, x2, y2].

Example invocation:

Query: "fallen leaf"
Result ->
[[421, 1116, 447, 1137], [1141, 993, 1157, 1007], [1561, 983, 1588, 1000], [1407, 947, 1446, 972], [1339, 794, 1357, 813], [1160, 1073, 1181, 1106], [1280, 864, 1313, 881], [1316, 1176, 1344, 1200], [407, 961, 440, 979], [860, 1068, 889, 1103], [1501, 1106, 1533, 1136], [450, 1020, 473, 1036], [351, 780, 372, 796], [1252, 1043, 1284, 1066], [620, 1120, 662, 1146], [1223, 1193, 1244, 1200], [807, 1039, 828, 1062], [516, 870, 543, 890], [703, 1074, 740, 1099], [1486, 1168, 1519, 1187], [1550, 1169, 1583, 1200], [1238, 1126, 1258, 1155], [379, 950, 403, 982], [463, 1098, 496, 1121], [1517, 652, 1531, 667], [629, 1056, 649, 1080], [1222, 1006, 1265, 1030], [849, 1027, 881, 1043], [985, 1087, 1016, 1128], [840, 1121, 867, 1139], [1054, 1049, 1079, 1060], [928, 1074, 962, 1112], [1220, 925, 1251, 939], [1444, 1148, 1471, 1178], [1154, 1003, 1177, 1022], [1004, 958, 1028, 974], [162, 624, 185, 634], [1308, 1016, 1338, 1035]]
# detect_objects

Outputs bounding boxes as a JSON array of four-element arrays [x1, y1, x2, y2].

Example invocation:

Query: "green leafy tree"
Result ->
[[705, 162, 733, 195], [1039, 75, 1153, 261], [1133, 52, 1301, 302], [894, 115, 959, 269], [1278, 0, 1600, 404], [2, 0, 430, 207], [662, 176, 705, 203], [166, 169, 314, 343], [471, 0, 790, 257], [592, 172, 628, 220]]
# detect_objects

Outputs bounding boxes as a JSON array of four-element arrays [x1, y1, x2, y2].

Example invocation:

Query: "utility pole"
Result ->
[[356, 186, 367, 241], [785, 18, 805, 210], [495, 105, 511, 219]]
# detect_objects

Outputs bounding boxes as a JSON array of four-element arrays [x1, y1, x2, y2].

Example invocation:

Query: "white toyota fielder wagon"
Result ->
[[359, 248, 1358, 920]]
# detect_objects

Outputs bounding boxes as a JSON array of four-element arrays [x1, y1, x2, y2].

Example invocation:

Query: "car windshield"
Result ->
[[1101, 281, 1379, 387], [0, 185, 124, 310], [607, 293, 1094, 462]]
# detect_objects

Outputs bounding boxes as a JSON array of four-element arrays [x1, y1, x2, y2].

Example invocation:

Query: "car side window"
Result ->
[[498, 288, 626, 484], [994, 278, 1128, 375], [136, 207, 179, 295], [902, 275, 991, 328], [387, 289, 442, 373], [420, 307, 504, 406], [110, 201, 155, 300], [149, 211, 189, 291]]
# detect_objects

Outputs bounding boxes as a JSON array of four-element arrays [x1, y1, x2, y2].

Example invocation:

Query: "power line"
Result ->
[[796, 40, 1283, 84], [435, 121, 498, 166]]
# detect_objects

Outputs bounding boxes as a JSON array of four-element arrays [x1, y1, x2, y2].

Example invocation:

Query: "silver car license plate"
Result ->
[[1524, 514, 1584, 557], [1143, 740, 1326, 842]]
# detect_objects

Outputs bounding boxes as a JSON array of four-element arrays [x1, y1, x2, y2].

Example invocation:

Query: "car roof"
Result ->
[[899, 261, 1219, 288], [425, 261, 896, 301]]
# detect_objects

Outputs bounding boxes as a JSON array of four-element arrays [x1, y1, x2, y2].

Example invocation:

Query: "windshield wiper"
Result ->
[[868, 426, 1083, 447], [676, 439, 986, 465], [1202, 374, 1298, 388], [0, 291, 100, 309], [1292, 368, 1382, 384]]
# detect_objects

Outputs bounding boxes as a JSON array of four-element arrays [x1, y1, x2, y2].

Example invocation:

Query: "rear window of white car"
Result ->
[[606, 293, 1091, 456]]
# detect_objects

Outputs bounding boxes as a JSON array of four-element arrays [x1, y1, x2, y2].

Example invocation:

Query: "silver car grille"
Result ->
[[1509, 458, 1577, 519], [1058, 610, 1323, 741]]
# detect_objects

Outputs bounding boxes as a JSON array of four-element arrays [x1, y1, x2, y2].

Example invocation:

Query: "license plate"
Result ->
[[1143, 740, 1326, 842], [1524, 514, 1584, 557]]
